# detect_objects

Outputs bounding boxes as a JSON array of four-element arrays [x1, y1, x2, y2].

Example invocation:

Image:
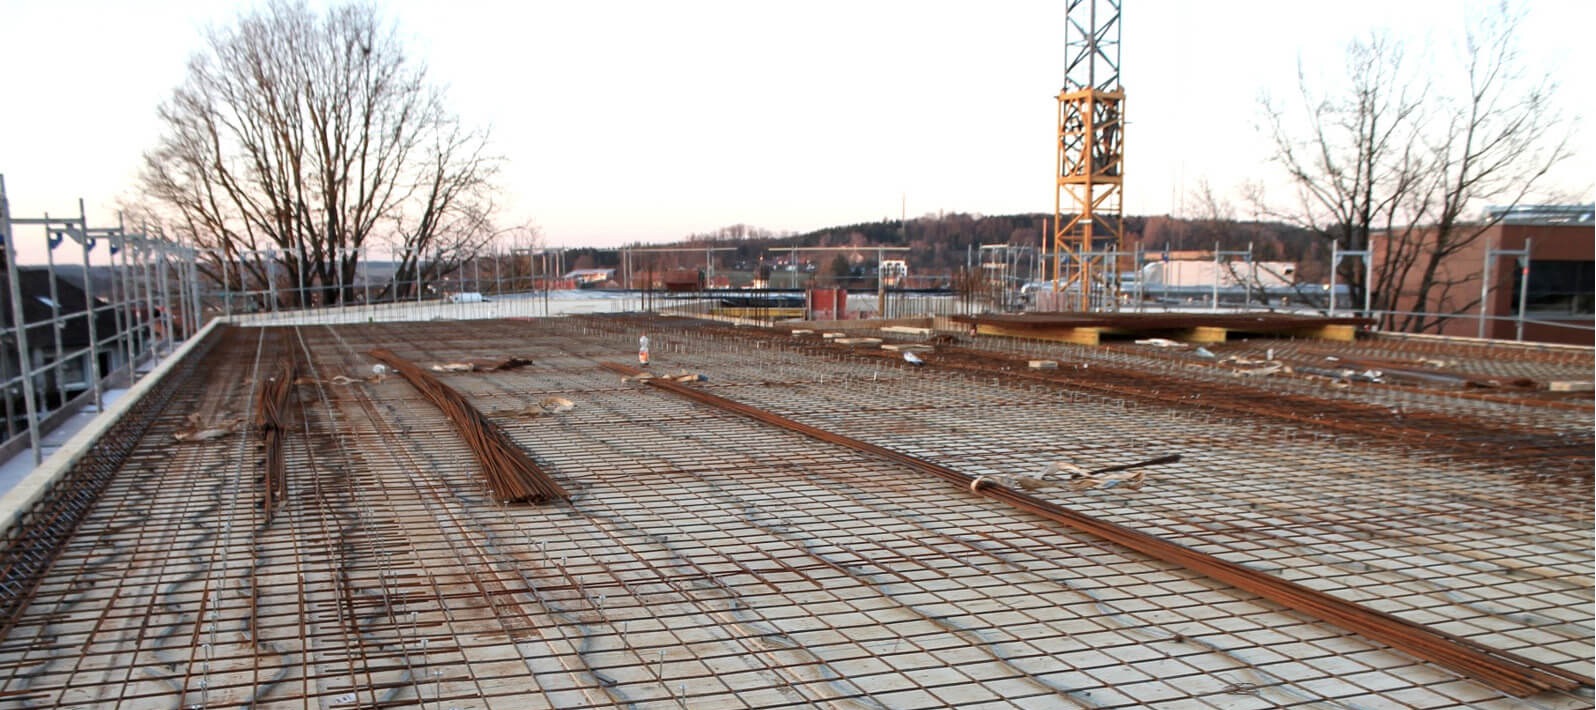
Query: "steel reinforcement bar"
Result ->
[[254, 355, 295, 523], [600, 361, 1592, 698], [371, 348, 567, 504], [0, 328, 222, 640]]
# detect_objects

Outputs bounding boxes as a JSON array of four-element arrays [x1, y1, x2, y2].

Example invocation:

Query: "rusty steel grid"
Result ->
[[0, 317, 1588, 709]]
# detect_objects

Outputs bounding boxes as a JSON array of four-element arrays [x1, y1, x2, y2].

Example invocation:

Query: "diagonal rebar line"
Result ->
[[600, 361, 1591, 698], [372, 348, 566, 504]]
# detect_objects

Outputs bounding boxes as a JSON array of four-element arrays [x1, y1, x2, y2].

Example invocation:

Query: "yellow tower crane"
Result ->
[[1052, 0, 1124, 311]]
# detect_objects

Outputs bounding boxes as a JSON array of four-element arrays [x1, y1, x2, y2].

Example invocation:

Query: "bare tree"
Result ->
[[1257, 32, 1429, 319], [140, 0, 500, 306], [1392, 6, 1572, 332], [1257, 4, 1572, 331]]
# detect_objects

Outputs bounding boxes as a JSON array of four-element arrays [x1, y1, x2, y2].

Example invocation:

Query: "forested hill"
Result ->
[[563, 213, 1333, 280]]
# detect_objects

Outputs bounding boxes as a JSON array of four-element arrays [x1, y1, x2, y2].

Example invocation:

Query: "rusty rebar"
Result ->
[[255, 356, 296, 523], [603, 360, 1591, 697], [372, 348, 566, 504]]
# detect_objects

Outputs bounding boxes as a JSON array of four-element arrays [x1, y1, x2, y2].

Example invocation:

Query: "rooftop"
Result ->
[[1486, 204, 1596, 225], [0, 306, 1590, 708]]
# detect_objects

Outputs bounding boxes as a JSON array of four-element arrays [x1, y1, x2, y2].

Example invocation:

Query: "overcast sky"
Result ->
[[1, 0, 1590, 260]]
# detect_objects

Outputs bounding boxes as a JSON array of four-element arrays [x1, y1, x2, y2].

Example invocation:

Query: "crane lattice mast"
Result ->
[[1052, 0, 1124, 310]]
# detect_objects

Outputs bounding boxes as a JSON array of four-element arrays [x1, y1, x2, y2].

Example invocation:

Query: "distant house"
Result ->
[[0, 268, 130, 419], [563, 268, 615, 288], [1140, 260, 1297, 289], [880, 259, 908, 287]]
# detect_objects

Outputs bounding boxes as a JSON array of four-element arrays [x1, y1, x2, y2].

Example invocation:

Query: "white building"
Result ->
[[1139, 260, 1296, 288]]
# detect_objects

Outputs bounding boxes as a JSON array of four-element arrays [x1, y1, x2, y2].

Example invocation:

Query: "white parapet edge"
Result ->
[[0, 318, 226, 536]]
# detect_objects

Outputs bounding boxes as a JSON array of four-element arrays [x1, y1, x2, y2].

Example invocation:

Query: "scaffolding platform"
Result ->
[[952, 312, 1374, 345]]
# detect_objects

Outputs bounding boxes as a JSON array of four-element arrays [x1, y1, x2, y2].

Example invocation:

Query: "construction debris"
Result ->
[[880, 326, 932, 336], [1298, 366, 1384, 383], [538, 396, 575, 413], [1135, 337, 1186, 348], [1218, 357, 1287, 378], [1548, 380, 1595, 392], [1028, 360, 1059, 370], [429, 356, 534, 373], [172, 413, 242, 442], [1007, 454, 1183, 491], [1465, 377, 1539, 390], [1231, 363, 1285, 378], [493, 398, 578, 418], [623, 370, 705, 384]]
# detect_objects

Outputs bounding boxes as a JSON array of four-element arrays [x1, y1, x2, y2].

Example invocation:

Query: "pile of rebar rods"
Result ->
[[372, 348, 567, 504], [605, 360, 1591, 697], [255, 356, 296, 523]]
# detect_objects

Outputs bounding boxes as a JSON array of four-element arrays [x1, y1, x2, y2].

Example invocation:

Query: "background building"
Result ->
[[1381, 205, 1594, 345]]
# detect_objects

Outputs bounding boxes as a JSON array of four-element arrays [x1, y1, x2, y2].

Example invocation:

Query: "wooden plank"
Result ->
[[1286, 324, 1359, 342], [1174, 326, 1229, 344], [977, 323, 1100, 346], [1548, 381, 1595, 392], [880, 326, 933, 336]]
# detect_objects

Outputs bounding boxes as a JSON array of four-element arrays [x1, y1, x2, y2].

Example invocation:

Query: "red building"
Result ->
[[1379, 205, 1593, 345]]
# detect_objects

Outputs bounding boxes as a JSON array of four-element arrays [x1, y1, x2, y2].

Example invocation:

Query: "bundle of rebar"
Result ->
[[604, 361, 1591, 697], [255, 356, 296, 523], [372, 349, 567, 504]]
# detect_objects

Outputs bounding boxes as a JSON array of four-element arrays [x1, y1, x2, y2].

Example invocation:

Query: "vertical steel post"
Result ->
[[77, 202, 103, 412], [334, 241, 345, 314], [1211, 242, 1220, 312], [265, 249, 277, 313], [1363, 248, 1374, 318], [188, 244, 201, 334], [135, 237, 150, 361], [43, 214, 65, 407], [1516, 238, 1532, 342], [1477, 238, 1493, 339], [114, 232, 135, 381], [0, 176, 44, 464], [294, 244, 307, 312], [1329, 241, 1340, 317], [107, 235, 124, 378], [157, 238, 174, 353]]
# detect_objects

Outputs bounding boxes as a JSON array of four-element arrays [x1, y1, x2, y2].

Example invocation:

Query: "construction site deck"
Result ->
[[0, 312, 1590, 709]]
